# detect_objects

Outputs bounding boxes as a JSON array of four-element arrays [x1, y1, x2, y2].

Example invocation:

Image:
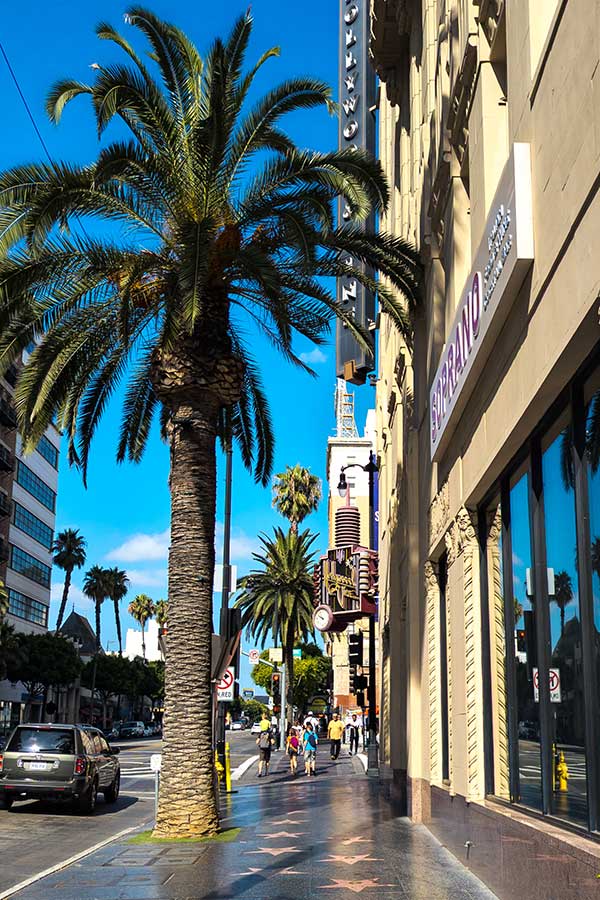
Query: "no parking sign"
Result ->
[[533, 667, 561, 703], [217, 666, 235, 701]]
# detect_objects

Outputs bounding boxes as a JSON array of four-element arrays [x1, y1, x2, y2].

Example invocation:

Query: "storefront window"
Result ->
[[585, 372, 600, 830], [509, 471, 543, 810], [542, 418, 587, 826]]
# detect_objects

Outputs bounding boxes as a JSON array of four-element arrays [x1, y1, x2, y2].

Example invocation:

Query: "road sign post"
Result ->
[[217, 666, 235, 702], [248, 649, 260, 665]]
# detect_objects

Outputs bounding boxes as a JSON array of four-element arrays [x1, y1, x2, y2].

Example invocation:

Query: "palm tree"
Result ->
[[272, 464, 322, 533], [0, 11, 421, 837], [82, 565, 111, 722], [236, 528, 317, 725], [53, 529, 87, 632], [155, 598, 168, 632], [553, 570, 574, 636], [105, 567, 130, 655], [128, 594, 155, 660]]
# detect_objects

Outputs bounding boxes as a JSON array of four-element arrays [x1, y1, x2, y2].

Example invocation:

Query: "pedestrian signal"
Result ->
[[348, 632, 363, 666]]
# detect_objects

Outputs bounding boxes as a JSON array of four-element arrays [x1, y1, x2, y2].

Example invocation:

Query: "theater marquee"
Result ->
[[430, 143, 534, 461]]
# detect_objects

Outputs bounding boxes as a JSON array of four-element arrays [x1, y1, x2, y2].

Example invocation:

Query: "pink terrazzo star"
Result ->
[[321, 854, 383, 866], [320, 877, 397, 893], [341, 837, 372, 846], [259, 830, 306, 838], [247, 846, 300, 857], [235, 867, 262, 877], [271, 818, 304, 825]]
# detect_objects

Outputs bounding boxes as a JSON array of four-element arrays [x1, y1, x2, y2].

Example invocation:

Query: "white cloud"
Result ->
[[106, 528, 170, 562], [51, 581, 91, 610], [215, 523, 259, 564], [299, 347, 327, 365], [126, 568, 168, 589]]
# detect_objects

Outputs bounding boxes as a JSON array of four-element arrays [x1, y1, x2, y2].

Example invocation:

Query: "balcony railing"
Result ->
[[0, 398, 16, 429], [0, 444, 14, 473]]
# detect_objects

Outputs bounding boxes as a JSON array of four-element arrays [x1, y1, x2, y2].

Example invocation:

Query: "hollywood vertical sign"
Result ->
[[336, 0, 376, 385]]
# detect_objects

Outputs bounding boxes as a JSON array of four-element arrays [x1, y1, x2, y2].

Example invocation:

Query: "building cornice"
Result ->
[[370, 0, 414, 106]]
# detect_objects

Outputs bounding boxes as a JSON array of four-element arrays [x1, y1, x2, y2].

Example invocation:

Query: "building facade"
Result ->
[[0, 350, 60, 731], [371, 0, 600, 895]]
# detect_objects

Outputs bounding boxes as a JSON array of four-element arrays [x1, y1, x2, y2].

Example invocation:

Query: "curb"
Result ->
[[231, 754, 259, 781], [0, 821, 147, 900]]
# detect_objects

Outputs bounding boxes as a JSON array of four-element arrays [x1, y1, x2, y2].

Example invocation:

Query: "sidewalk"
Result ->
[[11, 747, 499, 900]]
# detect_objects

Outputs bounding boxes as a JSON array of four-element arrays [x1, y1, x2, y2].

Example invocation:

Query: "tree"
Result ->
[[0, 583, 19, 683], [236, 528, 318, 724], [53, 528, 87, 632], [105, 567, 130, 655], [128, 594, 155, 660], [83, 564, 111, 712], [553, 570, 574, 635], [6, 633, 82, 721], [251, 647, 330, 716], [272, 464, 321, 533], [155, 599, 168, 631], [0, 11, 421, 837], [82, 654, 131, 729]]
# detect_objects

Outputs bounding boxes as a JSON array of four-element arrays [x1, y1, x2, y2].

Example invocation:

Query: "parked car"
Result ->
[[231, 721, 244, 731], [0, 723, 120, 814], [250, 722, 262, 735], [118, 721, 145, 739]]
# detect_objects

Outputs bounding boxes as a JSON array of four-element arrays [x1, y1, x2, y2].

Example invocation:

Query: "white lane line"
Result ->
[[0, 820, 149, 900], [231, 754, 259, 781]]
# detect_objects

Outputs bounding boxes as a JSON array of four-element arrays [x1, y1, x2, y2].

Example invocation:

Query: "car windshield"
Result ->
[[122, 722, 139, 728], [7, 728, 75, 754]]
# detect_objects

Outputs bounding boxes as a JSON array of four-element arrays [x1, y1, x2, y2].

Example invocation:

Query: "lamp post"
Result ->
[[216, 412, 233, 767], [337, 451, 379, 775]]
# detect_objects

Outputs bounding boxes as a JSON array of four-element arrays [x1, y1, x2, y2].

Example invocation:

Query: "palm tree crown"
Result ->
[[272, 464, 321, 533], [0, 9, 420, 838], [82, 565, 111, 652], [105, 567, 130, 655], [53, 528, 87, 632], [235, 527, 317, 721], [128, 593, 155, 660]]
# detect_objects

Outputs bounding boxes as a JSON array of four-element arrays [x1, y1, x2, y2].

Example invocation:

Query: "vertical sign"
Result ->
[[336, 0, 377, 385]]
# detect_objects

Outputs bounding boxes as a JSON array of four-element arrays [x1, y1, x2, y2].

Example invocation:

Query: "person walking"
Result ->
[[286, 727, 300, 775], [346, 713, 360, 755], [259, 711, 270, 731], [256, 724, 274, 777], [328, 712, 345, 760], [302, 721, 318, 776]]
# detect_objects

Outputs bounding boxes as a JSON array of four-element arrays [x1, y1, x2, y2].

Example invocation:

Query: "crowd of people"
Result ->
[[255, 710, 364, 778]]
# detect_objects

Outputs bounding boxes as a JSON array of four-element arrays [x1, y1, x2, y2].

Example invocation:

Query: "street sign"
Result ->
[[293, 648, 302, 659], [242, 688, 254, 699], [217, 666, 235, 701], [269, 647, 283, 664], [150, 753, 162, 772], [533, 667, 561, 703], [248, 649, 260, 665]]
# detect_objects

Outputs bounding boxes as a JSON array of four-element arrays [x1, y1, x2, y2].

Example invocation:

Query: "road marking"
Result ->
[[0, 821, 150, 900], [232, 754, 259, 781]]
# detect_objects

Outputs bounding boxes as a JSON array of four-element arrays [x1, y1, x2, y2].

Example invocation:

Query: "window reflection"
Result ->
[[510, 473, 543, 811], [542, 425, 587, 826], [586, 377, 600, 827]]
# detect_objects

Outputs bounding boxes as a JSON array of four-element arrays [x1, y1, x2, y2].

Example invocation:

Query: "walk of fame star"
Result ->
[[272, 818, 304, 825], [320, 877, 397, 893], [235, 867, 262, 877], [247, 846, 300, 857], [341, 837, 372, 846], [321, 854, 383, 866], [258, 830, 306, 838]]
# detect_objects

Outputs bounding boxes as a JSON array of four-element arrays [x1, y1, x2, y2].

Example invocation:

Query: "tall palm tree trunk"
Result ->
[[154, 402, 219, 838], [285, 626, 295, 728], [90, 597, 101, 724], [55, 567, 73, 632], [114, 600, 123, 655], [141, 623, 146, 660]]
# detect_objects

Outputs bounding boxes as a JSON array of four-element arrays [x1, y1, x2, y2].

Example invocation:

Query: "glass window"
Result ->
[[542, 416, 587, 826], [12, 502, 53, 549], [10, 544, 51, 588], [36, 435, 58, 469], [509, 470, 543, 811], [7, 727, 74, 754], [7, 588, 48, 626], [15, 461, 56, 512]]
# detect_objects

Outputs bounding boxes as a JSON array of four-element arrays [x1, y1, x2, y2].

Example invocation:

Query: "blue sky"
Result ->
[[0, 1, 374, 686]]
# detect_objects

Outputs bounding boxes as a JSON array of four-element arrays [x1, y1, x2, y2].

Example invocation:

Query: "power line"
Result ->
[[0, 38, 53, 164]]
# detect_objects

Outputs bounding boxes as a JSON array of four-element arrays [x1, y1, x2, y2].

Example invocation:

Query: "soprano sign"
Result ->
[[430, 144, 534, 460]]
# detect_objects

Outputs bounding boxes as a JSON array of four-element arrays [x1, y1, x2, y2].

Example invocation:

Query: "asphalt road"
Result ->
[[0, 731, 264, 897], [0, 737, 161, 897]]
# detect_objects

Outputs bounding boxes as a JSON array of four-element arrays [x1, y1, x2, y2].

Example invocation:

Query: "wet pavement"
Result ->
[[9, 747, 499, 900]]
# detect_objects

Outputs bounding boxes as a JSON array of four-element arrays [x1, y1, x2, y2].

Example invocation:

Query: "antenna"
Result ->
[[335, 379, 358, 439]]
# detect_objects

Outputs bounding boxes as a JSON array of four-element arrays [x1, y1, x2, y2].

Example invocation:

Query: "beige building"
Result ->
[[371, 0, 600, 895]]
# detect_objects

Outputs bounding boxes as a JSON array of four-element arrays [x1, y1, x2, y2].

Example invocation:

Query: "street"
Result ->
[[0, 731, 266, 898]]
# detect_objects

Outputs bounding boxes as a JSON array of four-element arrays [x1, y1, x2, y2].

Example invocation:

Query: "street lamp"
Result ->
[[337, 451, 379, 776]]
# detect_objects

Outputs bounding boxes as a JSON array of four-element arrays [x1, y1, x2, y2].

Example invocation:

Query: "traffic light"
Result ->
[[355, 674, 368, 691], [271, 670, 281, 701], [348, 632, 363, 666], [356, 691, 365, 708], [349, 664, 357, 694]]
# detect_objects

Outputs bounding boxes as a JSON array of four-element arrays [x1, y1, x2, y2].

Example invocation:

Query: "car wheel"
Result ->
[[2, 794, 14, 810], [104, 771, 120, 804], [76, 779, 98, 815]]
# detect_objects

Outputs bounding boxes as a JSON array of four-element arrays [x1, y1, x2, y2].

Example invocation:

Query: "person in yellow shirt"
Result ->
[[327, 712, 345, 760], [259, 711, 271, 732]]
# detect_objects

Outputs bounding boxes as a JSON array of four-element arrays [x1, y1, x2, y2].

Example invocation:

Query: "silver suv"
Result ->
[[0, 724, 121, 814]]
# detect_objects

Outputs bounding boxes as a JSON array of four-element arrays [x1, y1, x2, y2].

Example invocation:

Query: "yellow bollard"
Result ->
[[556, 750, 569, 792], [225, 741, 232, 793]]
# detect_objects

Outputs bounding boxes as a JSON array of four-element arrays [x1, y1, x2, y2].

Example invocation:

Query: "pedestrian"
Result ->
[[259, 711, 270, 732], [346, 713, 360, 755], [302, 721, 318, 776], [328, 712, 345, 760], [256, 723, 274, 777], [286, 727, 300, 774]]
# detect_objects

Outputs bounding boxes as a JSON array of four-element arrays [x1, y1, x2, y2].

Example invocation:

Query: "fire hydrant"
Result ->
[[214, 750, 225, 784], [556, 751, 569, 792]]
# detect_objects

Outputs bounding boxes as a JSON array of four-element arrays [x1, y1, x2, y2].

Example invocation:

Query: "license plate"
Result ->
[[25, 761, 48, 771]]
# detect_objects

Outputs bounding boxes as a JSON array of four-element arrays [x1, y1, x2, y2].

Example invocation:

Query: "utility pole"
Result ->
[[216, 411, 233, 768]]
